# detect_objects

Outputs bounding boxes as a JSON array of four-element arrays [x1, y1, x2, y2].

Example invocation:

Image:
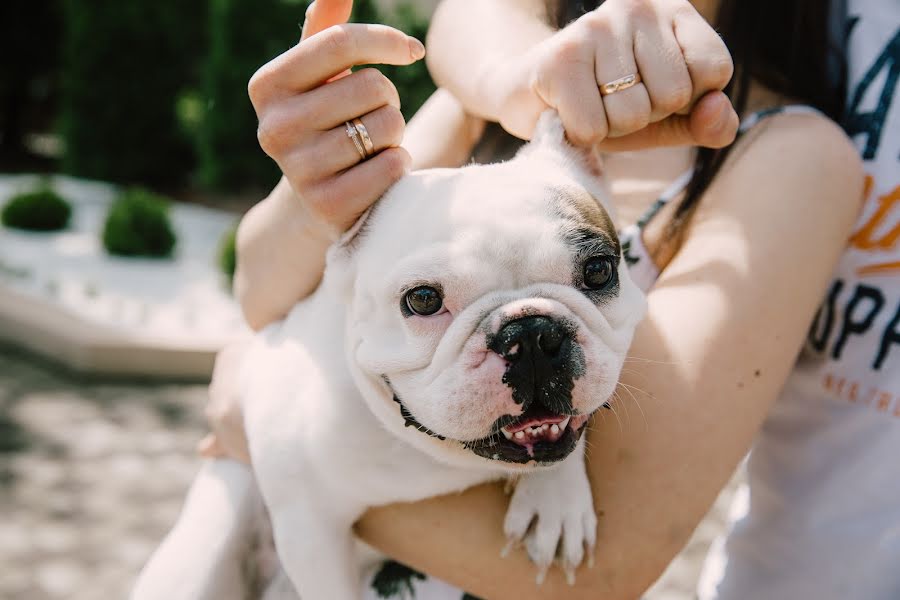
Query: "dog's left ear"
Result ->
[[522, 110, 604, 179]]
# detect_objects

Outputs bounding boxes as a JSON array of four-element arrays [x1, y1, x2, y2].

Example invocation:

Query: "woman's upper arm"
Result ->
[[573, 114, 865, 595], [357, 115, 864, 599]]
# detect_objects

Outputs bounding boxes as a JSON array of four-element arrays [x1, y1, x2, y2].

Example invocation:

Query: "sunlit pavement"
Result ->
[[0, 348, 208, 600]]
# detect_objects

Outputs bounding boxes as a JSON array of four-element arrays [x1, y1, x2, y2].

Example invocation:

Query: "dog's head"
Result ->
[[328, 112, 646, 471]]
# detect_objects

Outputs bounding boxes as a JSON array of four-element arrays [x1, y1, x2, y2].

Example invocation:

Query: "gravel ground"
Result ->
[[0, 347, 739, 600], [0, 348, 208, 600]]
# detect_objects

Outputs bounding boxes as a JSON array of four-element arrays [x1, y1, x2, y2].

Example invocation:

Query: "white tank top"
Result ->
[[699, 2, 900, 598]]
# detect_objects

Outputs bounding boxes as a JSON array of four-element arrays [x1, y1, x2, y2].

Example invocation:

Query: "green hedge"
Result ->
[[0, 0, 62, 160], [1, 187, 71, 231], [56, 0, 434, 193], [59, 0, 205, 186], [102, 188, 177, 258], [196, 0, 304, 191]]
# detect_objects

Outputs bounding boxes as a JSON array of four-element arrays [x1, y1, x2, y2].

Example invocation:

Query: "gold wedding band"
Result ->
[[345, 120, 367, 160], [352, 118, 375, 157], [599, 73, 642, 96]]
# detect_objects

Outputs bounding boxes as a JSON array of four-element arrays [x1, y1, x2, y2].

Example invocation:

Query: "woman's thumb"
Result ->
[[301, 0, 354, 41]]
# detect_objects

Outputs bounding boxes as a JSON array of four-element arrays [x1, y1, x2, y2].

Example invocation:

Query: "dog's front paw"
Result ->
[[502, 457, 597, 585]]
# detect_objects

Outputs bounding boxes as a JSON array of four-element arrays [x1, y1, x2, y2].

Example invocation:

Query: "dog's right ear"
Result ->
[[521, 110, 604, 179]]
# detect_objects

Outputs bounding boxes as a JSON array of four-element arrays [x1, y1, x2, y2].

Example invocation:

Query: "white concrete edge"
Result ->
[[0, 284, 218, 380]]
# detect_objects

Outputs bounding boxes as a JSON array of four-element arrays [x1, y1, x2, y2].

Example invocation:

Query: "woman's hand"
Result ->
[[198, 340, 252, 463], [248, 0, 425, 236], [234, 0, 429, 331], [429, 0, 738, 151]]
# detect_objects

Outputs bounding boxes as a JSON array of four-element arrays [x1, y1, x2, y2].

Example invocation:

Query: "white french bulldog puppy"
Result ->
[[132, 112, 646, 600], [241, 112, 645, 598]]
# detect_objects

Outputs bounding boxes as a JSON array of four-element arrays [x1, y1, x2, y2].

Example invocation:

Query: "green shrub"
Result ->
[[1, 187, 72, 231], [59, 0, 205, 186], [102, 188, 177, 258], [218, 224, 238, 281]]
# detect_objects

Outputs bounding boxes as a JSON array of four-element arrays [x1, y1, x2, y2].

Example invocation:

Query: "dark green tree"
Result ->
[[0, 0, 62, 165], [197, 0, 305, 191], [59, 0, 205, 186]]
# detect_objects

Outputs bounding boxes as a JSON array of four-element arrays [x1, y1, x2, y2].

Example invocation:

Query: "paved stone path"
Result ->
[[0, 348, 208, 600], [0, 347, 737, 600]]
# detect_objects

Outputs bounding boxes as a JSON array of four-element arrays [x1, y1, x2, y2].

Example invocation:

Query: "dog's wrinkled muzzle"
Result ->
[[459, 314, 593, 464], [488, 315, 579, 415]]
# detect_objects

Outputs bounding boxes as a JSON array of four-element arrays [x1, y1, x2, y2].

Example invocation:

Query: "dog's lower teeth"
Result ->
[[502, 417, 573, 445]]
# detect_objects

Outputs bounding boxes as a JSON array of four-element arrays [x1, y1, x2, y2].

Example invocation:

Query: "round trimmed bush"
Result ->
[[218, 224, 237, 282], [2, 188, 72, 231], [102, 188, 177, 258]]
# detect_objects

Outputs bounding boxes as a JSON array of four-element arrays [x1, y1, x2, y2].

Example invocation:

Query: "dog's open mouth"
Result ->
[[468, 405, 592, 465], [385, 376, 594, 465]]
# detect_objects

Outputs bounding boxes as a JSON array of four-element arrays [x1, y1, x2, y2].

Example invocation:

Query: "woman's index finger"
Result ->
[[274, 23, 423, 93]]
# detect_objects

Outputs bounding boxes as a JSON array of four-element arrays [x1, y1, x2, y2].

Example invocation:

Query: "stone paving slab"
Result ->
[[0, 348, 208, 600]]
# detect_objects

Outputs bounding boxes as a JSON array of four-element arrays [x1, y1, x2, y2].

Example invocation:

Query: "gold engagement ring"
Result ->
[[599, 73, 642, 96]]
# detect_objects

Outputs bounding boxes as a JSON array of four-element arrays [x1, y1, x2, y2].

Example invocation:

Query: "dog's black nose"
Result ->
[[489, 315, 577, 412], [492, 316, 569, 361]]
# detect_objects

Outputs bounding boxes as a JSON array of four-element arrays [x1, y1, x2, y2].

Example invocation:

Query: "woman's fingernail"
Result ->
[[408, 37, 425, 60]]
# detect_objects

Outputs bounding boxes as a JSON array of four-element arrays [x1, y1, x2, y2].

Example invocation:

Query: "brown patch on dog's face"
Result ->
[[547, 185, 620, 257]]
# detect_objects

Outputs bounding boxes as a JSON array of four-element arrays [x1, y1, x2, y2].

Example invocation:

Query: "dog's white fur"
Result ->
[[133, 114, 645, 599]]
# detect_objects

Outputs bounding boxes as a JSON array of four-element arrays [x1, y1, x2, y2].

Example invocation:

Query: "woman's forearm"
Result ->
[[426, 0, 554, 122], [233, 177, 330, 331]]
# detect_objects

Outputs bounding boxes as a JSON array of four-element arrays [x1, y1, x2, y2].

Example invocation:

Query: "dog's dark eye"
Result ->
[[405, 286, 443, 316], [583, 257, 616, 290]]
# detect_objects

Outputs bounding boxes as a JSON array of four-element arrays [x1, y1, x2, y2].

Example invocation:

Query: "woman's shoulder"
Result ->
[[741, 108, 860, 166], [698, 108, 865, 231]]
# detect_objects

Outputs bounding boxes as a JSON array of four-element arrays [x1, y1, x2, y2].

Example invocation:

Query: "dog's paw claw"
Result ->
[[564, 564, 576, 586], [535, 564, 549, 586], [503, 464, 597, 583]]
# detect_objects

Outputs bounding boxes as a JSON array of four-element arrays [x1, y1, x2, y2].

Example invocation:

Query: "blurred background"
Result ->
[[0, 1, 731, 598], [1, 0, 437, 193]]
